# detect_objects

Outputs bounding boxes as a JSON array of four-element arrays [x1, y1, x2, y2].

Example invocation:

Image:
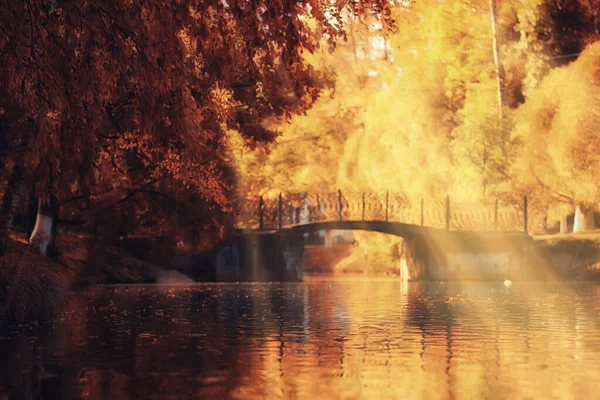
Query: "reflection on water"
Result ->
[[2, 277, 600, 399]]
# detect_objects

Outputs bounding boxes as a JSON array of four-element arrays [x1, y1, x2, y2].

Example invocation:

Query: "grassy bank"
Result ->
[[0, 228, 197, 325], [532, 232, 600, 280], [0, 237, 69, 325]]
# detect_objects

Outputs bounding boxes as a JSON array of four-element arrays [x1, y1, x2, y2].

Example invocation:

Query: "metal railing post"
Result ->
[[259, 196, 264, 229], [362, 193, 365, 221], [278, 193, 283, 229], [385, 190, 389, 222]]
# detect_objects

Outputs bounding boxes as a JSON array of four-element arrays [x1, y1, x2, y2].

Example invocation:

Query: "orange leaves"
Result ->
[[0, 0, 393, 246]]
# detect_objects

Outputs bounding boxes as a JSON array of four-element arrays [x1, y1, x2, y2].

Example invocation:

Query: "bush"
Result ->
[[0, 255, 68, 325]]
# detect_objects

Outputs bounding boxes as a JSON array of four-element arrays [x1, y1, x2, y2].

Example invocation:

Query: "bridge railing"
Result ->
[[234, 191, 533, 233]]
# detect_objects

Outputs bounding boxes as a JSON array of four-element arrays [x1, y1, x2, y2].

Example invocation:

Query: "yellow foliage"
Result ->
[[515, 42, 600, 211], [228, 0, 600, 233]]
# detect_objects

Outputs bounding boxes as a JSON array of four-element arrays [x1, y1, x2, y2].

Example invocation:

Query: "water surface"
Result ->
[[2, 276, 600, 399]]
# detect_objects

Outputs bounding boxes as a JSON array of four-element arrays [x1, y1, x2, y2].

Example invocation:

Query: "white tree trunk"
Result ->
[[573, 206, 584, 233], [489, 0, 505, 119], [572, 205, 595, 233], [29, 199, 55, 255]]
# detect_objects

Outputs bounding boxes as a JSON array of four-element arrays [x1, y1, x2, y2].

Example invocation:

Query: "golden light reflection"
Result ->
[[220, 279, 600, 400], [3, 282, 600, 399], [228, 1, 600, 278]]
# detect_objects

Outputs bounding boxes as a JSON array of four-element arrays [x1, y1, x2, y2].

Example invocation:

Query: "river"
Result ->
[[1, 276, 600, 399]]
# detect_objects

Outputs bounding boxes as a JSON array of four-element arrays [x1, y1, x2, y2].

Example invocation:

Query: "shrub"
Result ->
[[0, 255, 68, 325]]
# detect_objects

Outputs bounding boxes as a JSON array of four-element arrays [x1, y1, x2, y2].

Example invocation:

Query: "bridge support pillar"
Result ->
[[408, 237, 447, 281], [324, 229, 335, 249], [215, 231, 304, 282], [397, 238, 420, 281]]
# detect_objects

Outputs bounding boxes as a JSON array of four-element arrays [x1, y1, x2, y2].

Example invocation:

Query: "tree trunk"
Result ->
[[486, 0, 505, 198], [573, 204, 595, 233], [0, 118, 12, 178], [559, 214, 568, 234], [24, 187, 38, 239], [489, 0, 505, 118], [584, 207, 596, 231], [0, 162, 24, 255], [29, 195, 58, 256], [573, 205, 584, 233], [47, 201, 60, 259], [349, 14, 358, 63]]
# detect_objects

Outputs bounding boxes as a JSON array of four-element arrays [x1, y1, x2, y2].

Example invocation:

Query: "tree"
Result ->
[[536, 0, 600, 65], [0, 0, 394, 254], [513, 41, 600, 231]]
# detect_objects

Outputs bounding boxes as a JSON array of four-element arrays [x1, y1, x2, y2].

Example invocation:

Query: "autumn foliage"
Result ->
[[231, 0, 600, 220], [225, 0, 600, 274], [3, 0, 600, 268], [0, 0, 394, 253]]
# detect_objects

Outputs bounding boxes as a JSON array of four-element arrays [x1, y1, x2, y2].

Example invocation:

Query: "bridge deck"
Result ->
[[240, 220, 532, 253]]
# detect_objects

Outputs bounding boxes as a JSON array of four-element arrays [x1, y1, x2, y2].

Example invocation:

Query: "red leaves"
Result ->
[[0, 0, 393, 245]]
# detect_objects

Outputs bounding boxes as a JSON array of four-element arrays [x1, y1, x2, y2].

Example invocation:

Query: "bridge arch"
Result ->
[[285, 220, 436, 239]]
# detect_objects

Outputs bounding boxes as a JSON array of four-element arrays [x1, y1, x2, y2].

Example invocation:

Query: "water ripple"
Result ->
[[1, 278, 600, 399]]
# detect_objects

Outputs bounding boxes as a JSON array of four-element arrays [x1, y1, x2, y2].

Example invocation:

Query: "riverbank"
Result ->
[[305, 234, 600, 280], [4, 229, 600, 325], [533, 232, 600, 280], [0, 237, 69, 325], [0, 231, 192, 325]]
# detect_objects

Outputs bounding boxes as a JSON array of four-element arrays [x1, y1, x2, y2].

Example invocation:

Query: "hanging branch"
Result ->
[[532, 171, 574, 204]]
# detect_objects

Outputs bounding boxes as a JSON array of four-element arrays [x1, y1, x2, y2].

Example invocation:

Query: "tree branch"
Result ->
[[532, 170, 574, 204], [93, 178, 160, 215]]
